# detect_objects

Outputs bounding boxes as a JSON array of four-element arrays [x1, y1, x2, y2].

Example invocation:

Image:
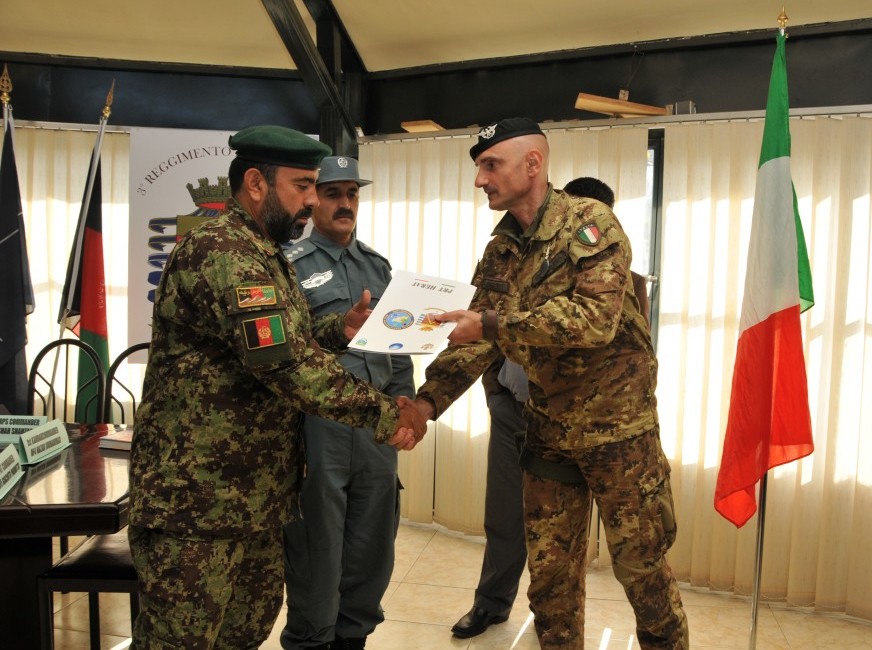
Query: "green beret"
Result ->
[[229, 125, 332, 170], [469, 117, 545, 161]]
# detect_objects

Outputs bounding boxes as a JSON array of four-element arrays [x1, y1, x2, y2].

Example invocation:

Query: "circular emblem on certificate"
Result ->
[[383, 309, 415, 330]]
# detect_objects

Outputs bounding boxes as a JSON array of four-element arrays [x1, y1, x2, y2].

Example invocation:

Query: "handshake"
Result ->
[[387, 396, 436, 451]]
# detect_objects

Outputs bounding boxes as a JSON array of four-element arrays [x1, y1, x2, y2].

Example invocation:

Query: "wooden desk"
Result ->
[[0, 423, 130, 650]]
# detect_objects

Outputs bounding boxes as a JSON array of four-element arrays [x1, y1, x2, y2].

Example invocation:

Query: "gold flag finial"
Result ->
[[102, 79, 115, 120], [0, 64, 12, 107], [777, 7, 789, 31]]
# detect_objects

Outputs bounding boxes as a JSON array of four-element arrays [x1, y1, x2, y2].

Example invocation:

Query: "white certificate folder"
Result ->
[[348, 270, 477, 355]]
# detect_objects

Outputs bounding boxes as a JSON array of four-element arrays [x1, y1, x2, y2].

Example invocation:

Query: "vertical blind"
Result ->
[[660, 116, 872, 617], [358, 127, 650, 551], [13, 114, 872, 618]]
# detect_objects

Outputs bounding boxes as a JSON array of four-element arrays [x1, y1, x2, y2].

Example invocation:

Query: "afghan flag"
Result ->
[[714, 31, 815, 528], [0, 110, 35, 415], [58, 153, 109, 423]]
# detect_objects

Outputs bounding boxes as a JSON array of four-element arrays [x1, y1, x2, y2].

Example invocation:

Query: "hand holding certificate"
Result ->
[[348, 270, 477, 354]]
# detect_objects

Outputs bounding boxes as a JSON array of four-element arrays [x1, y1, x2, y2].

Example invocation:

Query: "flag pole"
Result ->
[[747, 11, 789, 650], [748, 472, 768, 650], [1, 65, 11, 126], [57, 80, 114, 335]]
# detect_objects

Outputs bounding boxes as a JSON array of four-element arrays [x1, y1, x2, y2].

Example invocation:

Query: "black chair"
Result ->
[[37, 526, 138, 650], [28, 338, 106, 556], [103, 342, 150, 423], [27, 338, 106, 425]]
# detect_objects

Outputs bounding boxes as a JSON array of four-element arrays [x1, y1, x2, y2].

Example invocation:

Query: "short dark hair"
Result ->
[[562, 176, 615, 208], [228, 157, 278, 195]]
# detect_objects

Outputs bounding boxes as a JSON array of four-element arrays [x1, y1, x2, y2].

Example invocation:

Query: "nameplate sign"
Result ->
[[0, 419, 70, 465], [17, 447, 69, 494], [0, 443, 24, 500], [0, 415, 48, 434]]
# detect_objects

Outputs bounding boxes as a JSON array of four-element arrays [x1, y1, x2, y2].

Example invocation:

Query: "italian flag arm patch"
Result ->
[[577, 222, 601, 246], [243, 314, 287, 349]]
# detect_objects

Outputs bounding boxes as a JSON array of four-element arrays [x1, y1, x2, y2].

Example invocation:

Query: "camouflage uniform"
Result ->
[[129, 199, 402, 649], [280, 230, 414, 647], [417, 186, 688, 649]]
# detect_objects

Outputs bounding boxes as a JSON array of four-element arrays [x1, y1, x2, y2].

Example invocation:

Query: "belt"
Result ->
[[519, 448, 585, 484]]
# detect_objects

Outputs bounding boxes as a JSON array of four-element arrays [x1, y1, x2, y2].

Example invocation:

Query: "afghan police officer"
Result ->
[[128, 126, 425, 649], [280, 156, 414, 650], [412, 118, 689, 649]]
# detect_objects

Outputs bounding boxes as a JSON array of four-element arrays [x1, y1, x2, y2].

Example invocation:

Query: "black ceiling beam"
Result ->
[[260, 0, 357, 153], [301, 0, 366, 75]]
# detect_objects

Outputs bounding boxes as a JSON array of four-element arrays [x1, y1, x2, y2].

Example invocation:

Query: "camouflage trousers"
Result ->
[[128, 525, 284, 649], [522, 428, 689, 649]]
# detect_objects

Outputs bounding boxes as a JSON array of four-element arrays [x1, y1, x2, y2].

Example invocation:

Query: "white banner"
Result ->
[[128, 127, 235, 345]]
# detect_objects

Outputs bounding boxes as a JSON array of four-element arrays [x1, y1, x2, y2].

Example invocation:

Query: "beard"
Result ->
[[261, 188, 312, 243]]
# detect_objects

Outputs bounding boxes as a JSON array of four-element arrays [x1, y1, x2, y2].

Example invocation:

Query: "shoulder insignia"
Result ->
[[242, 314, 286, 350], [283, 239, 317, 262], [235, 285, 277, 308], [576, 221, 601, 246], [301, 270, 334, 289]]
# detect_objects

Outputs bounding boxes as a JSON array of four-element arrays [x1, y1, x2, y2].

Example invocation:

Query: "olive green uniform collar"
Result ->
[[491, 183, 555, 248]]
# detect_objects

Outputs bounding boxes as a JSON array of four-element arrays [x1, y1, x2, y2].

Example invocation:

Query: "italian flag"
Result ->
[[714, 32, 815, 528]]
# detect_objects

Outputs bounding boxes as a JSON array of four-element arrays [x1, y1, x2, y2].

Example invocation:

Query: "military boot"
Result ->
[[334, 636, 366, 649]]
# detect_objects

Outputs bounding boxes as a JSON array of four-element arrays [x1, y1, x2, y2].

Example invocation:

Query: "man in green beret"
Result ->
[[128, 125, 426, 649]]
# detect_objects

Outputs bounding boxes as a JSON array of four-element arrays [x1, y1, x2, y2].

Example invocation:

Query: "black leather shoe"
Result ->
[[334, 636, 366, 649], [450, 606, 508, 638]]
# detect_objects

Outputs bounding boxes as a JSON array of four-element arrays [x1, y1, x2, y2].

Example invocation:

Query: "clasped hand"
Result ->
[[388, 396, 429, 450]]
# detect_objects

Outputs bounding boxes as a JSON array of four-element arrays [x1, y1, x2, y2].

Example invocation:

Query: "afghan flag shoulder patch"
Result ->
[[576, 221, 601, 246], [242, 314, 287, 350], [235, 285, 277, 308]]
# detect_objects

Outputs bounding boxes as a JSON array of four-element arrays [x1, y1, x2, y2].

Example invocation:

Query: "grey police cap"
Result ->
[[316, 156, 372, 187]]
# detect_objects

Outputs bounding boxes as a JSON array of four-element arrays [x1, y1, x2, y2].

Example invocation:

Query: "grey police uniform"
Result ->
[[471, 358, 528, 620], [281, 229, 415, 648]]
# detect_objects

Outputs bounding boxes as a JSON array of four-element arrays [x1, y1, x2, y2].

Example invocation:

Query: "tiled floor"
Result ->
[[51, 522, 872, 649]]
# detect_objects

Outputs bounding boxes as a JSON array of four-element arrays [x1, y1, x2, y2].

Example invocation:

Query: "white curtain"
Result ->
[[357, 126, 650, 538], [13, 124, 138, 419], [13, 115, 871, 619], [660, 116, 872, 618]]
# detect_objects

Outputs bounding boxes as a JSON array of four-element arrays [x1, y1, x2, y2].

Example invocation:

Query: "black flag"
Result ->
[[0, 113, 35, 414]]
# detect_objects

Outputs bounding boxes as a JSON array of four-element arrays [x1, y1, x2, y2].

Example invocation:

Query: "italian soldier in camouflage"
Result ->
[[414, 118, 689, 649], [128, 126, 426, 649]]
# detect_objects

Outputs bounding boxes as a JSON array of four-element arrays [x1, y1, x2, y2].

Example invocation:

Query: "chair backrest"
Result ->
[[103, 342, 150, 424], [27, 339, 106, 423]]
